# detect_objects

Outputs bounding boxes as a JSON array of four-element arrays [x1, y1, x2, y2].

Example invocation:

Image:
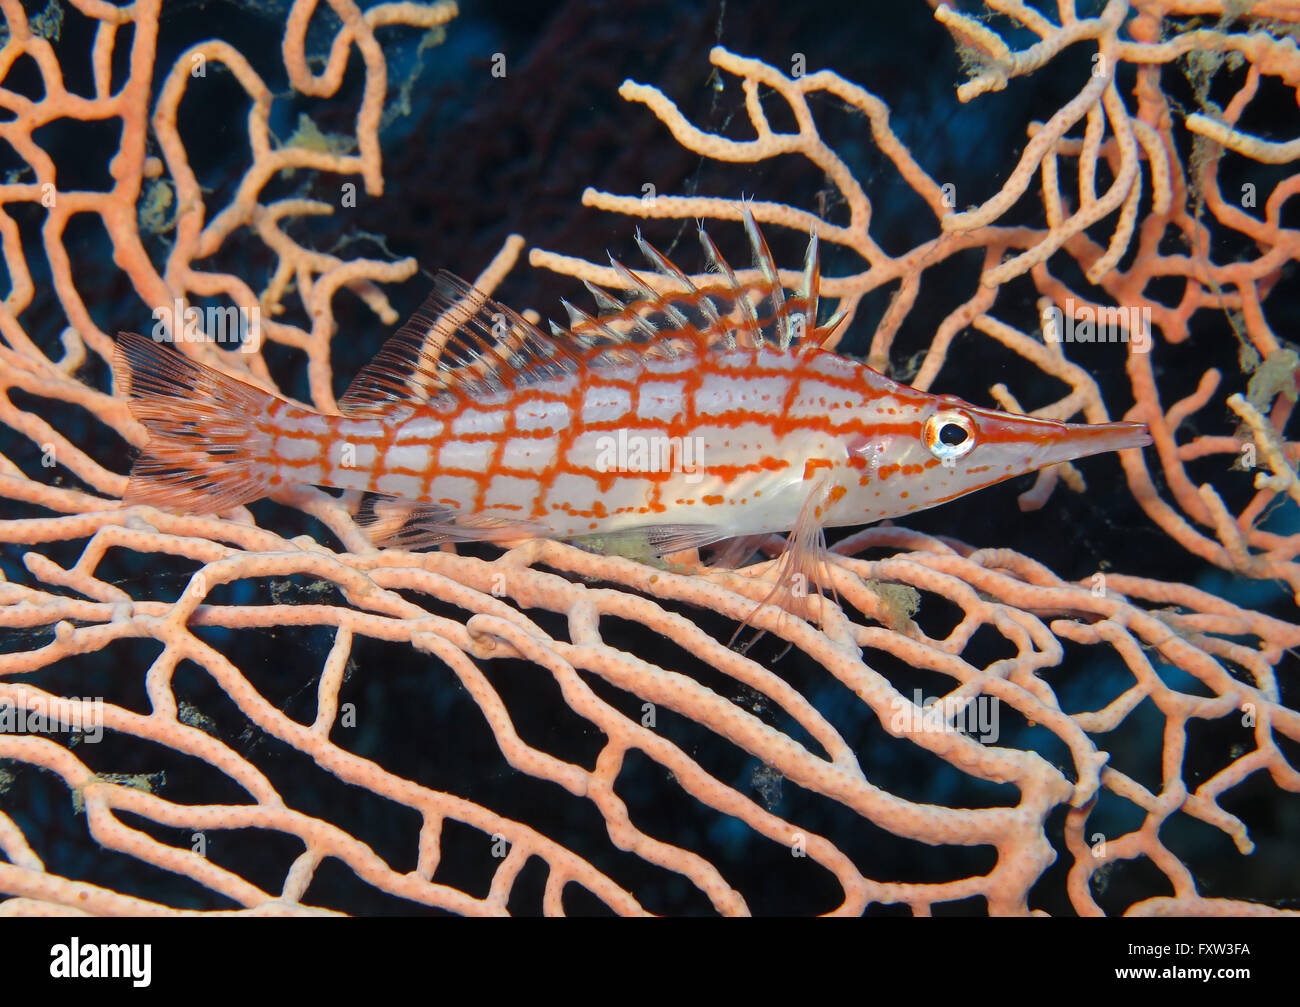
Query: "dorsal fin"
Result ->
[[696, 225, 761, 349], [340, 211, 837, 413], [568, 207, 840, 355], [339, 272, 580, 413]]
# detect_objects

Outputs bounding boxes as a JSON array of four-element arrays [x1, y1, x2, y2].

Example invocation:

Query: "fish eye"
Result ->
[[924, 409, 976, 461]]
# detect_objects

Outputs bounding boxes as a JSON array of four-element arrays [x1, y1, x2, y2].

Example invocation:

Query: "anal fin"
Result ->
[[358, 494, 549, 549], [568, 523, 735, 566]]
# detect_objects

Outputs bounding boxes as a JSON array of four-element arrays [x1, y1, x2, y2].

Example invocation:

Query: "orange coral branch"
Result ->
[[1, 0, 1297, 917]]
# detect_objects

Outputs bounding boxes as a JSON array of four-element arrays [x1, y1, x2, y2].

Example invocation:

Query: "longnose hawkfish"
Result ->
[[114, 210, 1151, 622]]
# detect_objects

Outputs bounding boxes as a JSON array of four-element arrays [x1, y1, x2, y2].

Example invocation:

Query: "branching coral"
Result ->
[[0, 0, 1297, 916]]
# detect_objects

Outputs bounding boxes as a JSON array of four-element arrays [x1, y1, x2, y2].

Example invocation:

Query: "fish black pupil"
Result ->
[[939, 424, 968, 446]]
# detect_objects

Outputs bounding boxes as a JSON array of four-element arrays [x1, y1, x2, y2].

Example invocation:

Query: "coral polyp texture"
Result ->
[[1, 0, 1298, 915]]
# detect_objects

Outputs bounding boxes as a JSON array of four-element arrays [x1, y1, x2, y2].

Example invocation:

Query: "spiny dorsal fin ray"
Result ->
[[741, 209, 791, 347], [632, 230, 692, 331], [582, 280, 625, 318], [696, 222, 760, 349], [340, 214, 835, 413], [574, 211, 836, 355], [604, 256, 669, 344], [786, 229, 820, 348]]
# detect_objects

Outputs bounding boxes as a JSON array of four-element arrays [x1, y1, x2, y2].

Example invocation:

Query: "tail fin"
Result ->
[[113, 332, 276, 513]]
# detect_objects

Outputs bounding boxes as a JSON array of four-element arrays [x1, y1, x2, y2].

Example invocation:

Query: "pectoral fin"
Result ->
[[704, 534, 772, 570], [732, 477, 837, 650]]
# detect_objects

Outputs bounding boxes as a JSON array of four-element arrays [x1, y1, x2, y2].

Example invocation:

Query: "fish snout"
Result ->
[[971, 410, 1152, 470]]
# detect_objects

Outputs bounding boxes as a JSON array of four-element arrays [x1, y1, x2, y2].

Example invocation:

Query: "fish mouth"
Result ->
[[975, 412, 1153, 468]]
